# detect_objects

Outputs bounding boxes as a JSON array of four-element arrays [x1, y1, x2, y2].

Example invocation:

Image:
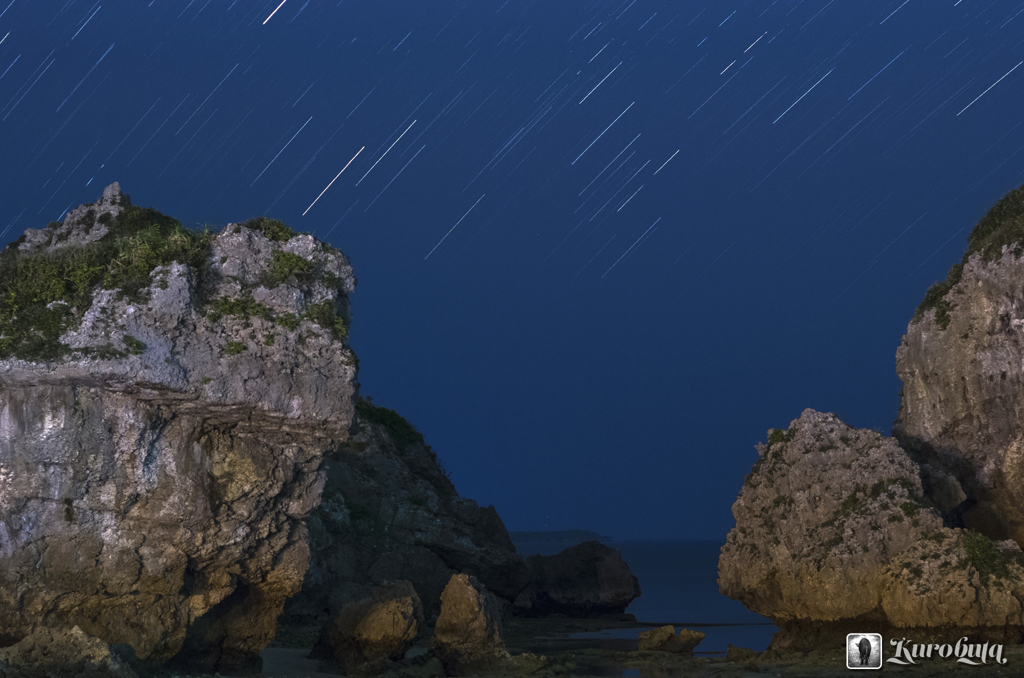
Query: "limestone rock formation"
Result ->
[[720, 408, 1024, 643], [286, 397, 529, 628], [0, 184, 357, 674], [893, 182, 1024, 544], [430, 574, 510, 675], [513, 541, 641, 617], [326, 580, 423, 672], [637, 625, 704, 653]]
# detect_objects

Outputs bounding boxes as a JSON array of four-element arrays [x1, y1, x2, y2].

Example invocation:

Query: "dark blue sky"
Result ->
[[2, 1, 1023, 540]]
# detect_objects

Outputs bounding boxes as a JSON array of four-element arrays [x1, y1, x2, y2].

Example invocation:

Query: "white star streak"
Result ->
[[653, 149, 679, 175], [688, 72, 738, 120], [72, 4, 101, 40], [744, 32, 766, 53], [176, 63, 238, 134], [957, 61, 1023, 116], [56, 42, 113, 113], [573, 101, 634, 165], [303, 146, 364, 215], [356, 120, 416, 185], [848, 49, 905, 100], [580, 62, 621, 104], [425, 194, 485, 259], [263, 0, 288, 24], [879, 0, 909, 25], [250, 115, 312, 186], [364, 144, 425, 211], [602, 217, 660, 278], [773, 68, 833, 124]]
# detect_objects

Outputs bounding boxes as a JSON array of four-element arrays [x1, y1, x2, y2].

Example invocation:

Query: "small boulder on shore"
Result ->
[[637, 625, 704, 653], [430, 573, 510, 675], [325, 580, 424, 673]]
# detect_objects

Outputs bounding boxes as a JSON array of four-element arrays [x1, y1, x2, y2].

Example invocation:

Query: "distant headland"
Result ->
[[509, 529, 612, 543]]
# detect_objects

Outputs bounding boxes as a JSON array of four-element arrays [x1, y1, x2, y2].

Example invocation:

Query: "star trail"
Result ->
[[1, 0, 1023, 540]]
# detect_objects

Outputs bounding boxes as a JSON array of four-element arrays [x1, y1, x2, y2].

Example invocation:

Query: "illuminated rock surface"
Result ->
[[0, 184, 357, 674]]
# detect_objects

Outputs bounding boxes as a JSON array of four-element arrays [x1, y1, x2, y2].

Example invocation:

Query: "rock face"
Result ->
[[286, 397, 529, 626], [720, 186, 1024, 649], [720, 408, 1024, 643], [430, 574, 510, 675], [893, 182, 1024, 544], [0, 185, 357, 673], [514, 541, 641, 617], [326, 580, 423, 672]]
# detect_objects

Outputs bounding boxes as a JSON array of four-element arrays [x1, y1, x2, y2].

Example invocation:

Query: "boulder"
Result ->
[[0, 625, 138, 678], [430, 574, 510, 675], [0, 185, 357, 674], [325, 580, 424, 672], [286, 397, 529, 627], [893, 182, 1024, 544], [725, 644, 759, 663], [513, 541, 641, 617], [720, 408, 1024, 645], [637, 625, 704, 653]]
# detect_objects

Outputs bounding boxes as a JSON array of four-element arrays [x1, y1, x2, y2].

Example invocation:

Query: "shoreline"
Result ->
[[126, 616, 1024, 677]]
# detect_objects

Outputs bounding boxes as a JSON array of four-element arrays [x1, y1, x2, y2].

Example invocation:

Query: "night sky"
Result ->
[[2, 1, 1023, 540]]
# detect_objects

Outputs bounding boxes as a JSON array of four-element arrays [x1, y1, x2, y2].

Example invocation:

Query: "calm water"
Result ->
[[512, 539, 777, 654]]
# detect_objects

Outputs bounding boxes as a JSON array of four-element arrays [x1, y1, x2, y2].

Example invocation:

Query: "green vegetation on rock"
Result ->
[[0, 206, 215, 362], [0, 201, 350, 364], [265, 250, 314, 287], [914, 182, 1024, 330], [959, 529, 1015, 586], [223, 341, 245, 355], [355, 395, 430, 452], [122, 335, 146, 355], [206, 294, 348, 341], [241, 216, 296, 242]]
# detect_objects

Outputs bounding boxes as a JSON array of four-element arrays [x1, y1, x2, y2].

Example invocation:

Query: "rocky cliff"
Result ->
[[0, 184, 357, 674], [720, 183, 1024, 649], [893, 182, 1024, 543], [283, 395, 529, 626]]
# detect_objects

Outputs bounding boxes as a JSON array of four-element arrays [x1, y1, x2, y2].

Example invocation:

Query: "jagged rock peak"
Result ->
[[17, 182, 131, 255]]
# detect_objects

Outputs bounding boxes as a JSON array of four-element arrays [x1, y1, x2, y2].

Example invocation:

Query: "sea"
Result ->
[[510, 538, 777, 655]]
